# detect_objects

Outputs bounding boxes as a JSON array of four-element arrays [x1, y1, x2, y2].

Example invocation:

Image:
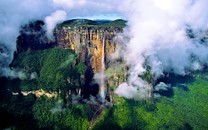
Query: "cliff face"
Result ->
[[14, 19, 127, 99], [15, 19, 126, 74], [55, 26, 123, 73]]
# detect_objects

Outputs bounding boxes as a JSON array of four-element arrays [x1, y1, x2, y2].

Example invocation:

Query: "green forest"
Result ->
[[1, 47, 208, 129], [1, 0, 208, 129]]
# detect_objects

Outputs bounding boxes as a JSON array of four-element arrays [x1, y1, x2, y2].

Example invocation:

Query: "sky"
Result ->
[[74, 14, 125, 20]]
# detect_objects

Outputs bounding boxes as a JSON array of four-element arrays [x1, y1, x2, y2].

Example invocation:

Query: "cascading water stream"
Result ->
[[99, 34, 106, 102]]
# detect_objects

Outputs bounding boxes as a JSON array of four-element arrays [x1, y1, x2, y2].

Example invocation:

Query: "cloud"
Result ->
[[30, 72, 38, 80], [114, 0, 208, 99], [53, 0, 86, 8], [50, 99, 65, 114], [45, 10, 67, 40], [1, 68, 27, 80], [115, 81, 152, 99], [115, 82, 137, 99], [52, 0, 125, 19], [0, 0, 123, 79], [0, 0, 56, 78]]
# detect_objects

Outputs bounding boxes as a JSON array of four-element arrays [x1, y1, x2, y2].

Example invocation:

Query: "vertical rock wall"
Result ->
[[55, 26, 122, 73]]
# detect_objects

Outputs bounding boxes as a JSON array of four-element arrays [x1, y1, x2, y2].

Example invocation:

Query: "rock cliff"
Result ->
[[55, 19, 127, 100], [55, 25, 123, 73], [14, 19, 127, 100]]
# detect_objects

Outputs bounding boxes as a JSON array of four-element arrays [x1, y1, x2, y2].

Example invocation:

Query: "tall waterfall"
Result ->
[[99, 34, 106, 102]]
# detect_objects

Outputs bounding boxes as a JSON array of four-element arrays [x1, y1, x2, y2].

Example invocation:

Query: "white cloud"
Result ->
[[115, 82, 138, 99], [114, 0, 208, 98], [45, 10, 67, 40], [53, 0, 86, 8]]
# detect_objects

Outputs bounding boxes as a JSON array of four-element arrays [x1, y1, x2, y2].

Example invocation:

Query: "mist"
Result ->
[[115, 0, 208, 99], [45, 10, 67, 40], [0, 0, 55, 78]]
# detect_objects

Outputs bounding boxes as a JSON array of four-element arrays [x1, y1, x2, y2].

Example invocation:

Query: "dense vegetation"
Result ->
[[1, 47, 208, 129], [0, 48, 93, 129], [11, 48, 85, 92], [93, 71, 208, 129], [1, 19, 208, 129], [60, 19, 127, 28]]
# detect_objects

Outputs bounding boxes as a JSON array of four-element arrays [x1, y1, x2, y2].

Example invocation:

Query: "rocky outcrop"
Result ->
[[55, 26, 123, 73], [12, 89, 58, 98], [55, 24, 127, 100]]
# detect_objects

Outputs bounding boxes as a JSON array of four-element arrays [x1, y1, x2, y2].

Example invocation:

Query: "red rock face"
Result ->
[[55, 26, 122, 73]]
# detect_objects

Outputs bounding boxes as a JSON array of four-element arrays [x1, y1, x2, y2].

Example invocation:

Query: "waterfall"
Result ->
[[99, 34, 106, 102], [101, 35, 105, 76]]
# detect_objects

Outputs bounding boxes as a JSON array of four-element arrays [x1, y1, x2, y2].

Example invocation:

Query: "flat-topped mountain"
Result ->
[[60, 19, 127, 28]]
